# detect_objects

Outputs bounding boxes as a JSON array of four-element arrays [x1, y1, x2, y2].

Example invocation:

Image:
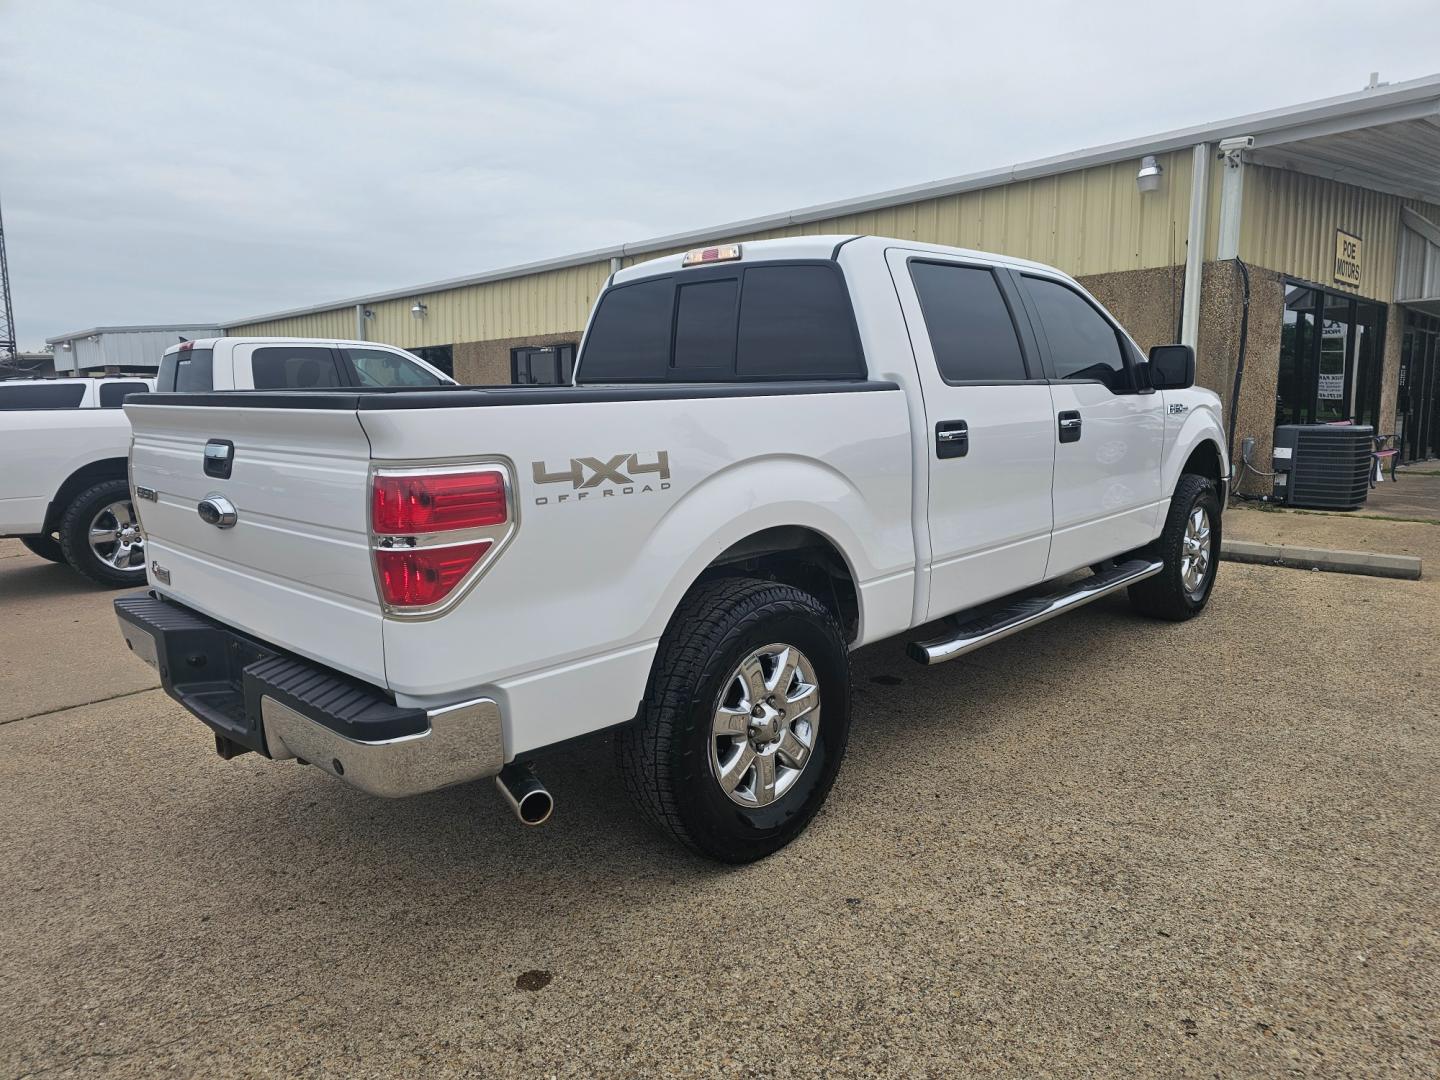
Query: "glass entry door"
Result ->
[[1400, 312, 1440, 462], [1276, 284, 1385, 428]]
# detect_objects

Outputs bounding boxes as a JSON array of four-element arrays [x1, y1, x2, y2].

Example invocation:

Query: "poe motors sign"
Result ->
[[1333, 229, 1363, 289]]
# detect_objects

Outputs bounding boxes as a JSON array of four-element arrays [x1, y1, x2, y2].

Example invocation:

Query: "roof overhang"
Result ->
[[226, 73, 1440, 328], [46, 323, 222, 345]]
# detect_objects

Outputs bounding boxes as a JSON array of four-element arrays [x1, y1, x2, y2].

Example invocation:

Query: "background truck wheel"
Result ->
[[57, 478, 148, 589], [1129, 473, 1221, 621], [617, 577, 852, 863], [20, 534, 67, 564]]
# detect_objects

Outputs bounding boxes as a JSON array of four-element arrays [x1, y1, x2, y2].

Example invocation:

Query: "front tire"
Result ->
[[1129, 473, 1221, 621], [20, 534, 67, 564], [57, 479, 148, 589], [617, 577, 852, 863]]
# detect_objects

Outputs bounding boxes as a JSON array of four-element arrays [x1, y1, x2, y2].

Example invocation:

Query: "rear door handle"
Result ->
[[935, 420, 969, 459], [1058, 410, 1082, 443]]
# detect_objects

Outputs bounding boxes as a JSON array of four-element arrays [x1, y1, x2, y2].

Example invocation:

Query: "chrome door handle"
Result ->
[[935, 420, 969, 459], [1058, 411, 1082, 444]]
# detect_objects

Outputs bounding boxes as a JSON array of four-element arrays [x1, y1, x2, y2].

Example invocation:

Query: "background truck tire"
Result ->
[[20, 534, 67, 564], [617, 576, 853, 863], [57, 478, 148, 589], [1129, 473, 1221, 621]]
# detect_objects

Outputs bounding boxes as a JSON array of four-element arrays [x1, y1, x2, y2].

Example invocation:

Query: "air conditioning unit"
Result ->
[[1272, 424, 1373, 510]]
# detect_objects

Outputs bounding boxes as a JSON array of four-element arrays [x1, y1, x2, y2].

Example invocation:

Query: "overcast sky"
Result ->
[[2, 0, 1435, 348]]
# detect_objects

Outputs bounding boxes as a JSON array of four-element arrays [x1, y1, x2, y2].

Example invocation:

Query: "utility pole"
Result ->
[[0, 187, 16, 359]]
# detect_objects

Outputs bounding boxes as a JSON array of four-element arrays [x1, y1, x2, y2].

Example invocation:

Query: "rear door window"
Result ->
[[251, 347, 344, 390], [910, 262, 1029, 382], [98, 381, 150, 407], [343, 348, 444, 387], [0, 383, 87, 409], [1022, 276, 1131, 392]]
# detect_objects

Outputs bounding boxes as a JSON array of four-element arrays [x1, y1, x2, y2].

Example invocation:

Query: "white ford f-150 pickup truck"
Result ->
[[2, 339, 450, 587], [115, 236, 1227, 862]]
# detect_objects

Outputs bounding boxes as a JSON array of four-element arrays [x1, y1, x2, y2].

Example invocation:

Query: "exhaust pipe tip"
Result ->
[[495, 763, 554, 826]]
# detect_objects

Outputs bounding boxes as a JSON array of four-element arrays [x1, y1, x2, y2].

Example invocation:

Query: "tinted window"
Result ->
[[99, 381, 149, 408], [251, 347, 343, 390], [344, 348, 443, 387], [0, 383, 86, 409], [578, 279, 674, 382], [157, 349, 214, 392], [673, 279, 738, 375], [1023, 276, 1129, 392], [736, 265, 861, 378], [512, 344, 576, 385], [910, 262, 1028, 382]]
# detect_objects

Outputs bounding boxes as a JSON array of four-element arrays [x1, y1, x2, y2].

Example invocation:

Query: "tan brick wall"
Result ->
[[453, 331, 583, 385]]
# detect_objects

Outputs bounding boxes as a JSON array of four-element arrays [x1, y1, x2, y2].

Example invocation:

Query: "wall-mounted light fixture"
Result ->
[[1136, 155, 1163, 194], [362, 308, 375, 320], [411, 301, 428, 319], [61, 342, 72, 351]]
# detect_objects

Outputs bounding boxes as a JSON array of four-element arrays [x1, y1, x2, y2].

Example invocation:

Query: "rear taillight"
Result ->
[[371, 465, 513, 613], [373, 471, 507, 533], [376, 543, 492, 607]]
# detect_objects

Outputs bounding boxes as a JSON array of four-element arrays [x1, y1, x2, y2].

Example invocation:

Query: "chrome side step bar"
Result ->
[[907, 558, 1164, 665]]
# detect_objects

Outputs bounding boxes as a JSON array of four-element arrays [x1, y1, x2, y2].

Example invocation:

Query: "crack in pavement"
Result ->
[[1, 685, 163, 727], [11, 992, 307, 1080]]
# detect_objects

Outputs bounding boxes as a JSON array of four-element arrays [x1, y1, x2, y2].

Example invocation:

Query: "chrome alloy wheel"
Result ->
[[89, 500, 145, 573], [710, 643, 821, 808], [1180, 506, 1212, 599]]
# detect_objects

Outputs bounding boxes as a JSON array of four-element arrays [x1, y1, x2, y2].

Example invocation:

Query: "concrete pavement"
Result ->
[[2, 531, 1437, 1077]]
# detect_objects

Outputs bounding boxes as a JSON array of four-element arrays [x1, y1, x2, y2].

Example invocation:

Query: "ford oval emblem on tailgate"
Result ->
[[198, 494, 238, 529]]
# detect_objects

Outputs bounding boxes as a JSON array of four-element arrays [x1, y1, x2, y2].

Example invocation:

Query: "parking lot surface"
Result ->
[[2, 520, 1437, 1078]]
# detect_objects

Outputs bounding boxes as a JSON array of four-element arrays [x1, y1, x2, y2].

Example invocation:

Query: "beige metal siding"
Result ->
[[625, 152, 1197, 278], [1238, 165, 1402, 301], [233, 308, 357, 340], [227, 153, 1198, 345]]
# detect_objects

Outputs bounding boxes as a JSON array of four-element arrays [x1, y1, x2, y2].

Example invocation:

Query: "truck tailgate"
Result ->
[[124, 402, 385, 684]]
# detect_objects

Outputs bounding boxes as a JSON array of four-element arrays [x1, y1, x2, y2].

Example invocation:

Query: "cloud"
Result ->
[[1, 0, 1433, 347]]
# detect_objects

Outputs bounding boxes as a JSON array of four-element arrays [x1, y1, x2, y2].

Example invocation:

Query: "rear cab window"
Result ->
[[0, 383, 87, 409], [157, 348, 215, 393], [577, 261, 864, 383]]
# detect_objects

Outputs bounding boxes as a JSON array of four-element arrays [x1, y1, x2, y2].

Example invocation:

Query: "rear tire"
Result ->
[[20, 534, 66, 564], [617, 577, 852, 863], [1129, 473, 1220, 621], [58, 479, 148, 589]]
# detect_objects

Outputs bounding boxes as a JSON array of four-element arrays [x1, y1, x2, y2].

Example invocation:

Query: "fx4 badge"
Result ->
[[531, 452, 671, 505]]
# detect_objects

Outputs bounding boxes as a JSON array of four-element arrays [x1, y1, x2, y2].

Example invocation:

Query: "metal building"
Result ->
[[224, 74, 1440, 485], [45, 324, 222, 374]]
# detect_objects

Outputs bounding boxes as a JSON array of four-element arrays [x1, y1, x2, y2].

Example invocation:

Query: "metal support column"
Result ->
[[1181, 143, 1211, 349]]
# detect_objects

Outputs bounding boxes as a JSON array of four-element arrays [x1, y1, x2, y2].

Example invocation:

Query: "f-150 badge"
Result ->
[[531, 452, 671, 505]]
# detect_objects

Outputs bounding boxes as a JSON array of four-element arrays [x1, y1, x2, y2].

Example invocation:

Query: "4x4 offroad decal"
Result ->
[[531, 451, 671, 505]]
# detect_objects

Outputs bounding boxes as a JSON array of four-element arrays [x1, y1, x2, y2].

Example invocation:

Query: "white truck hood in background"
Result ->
[[124, 402, 387, 686]]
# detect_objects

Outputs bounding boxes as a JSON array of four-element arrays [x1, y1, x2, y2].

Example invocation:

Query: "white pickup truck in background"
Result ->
[[116, 236, 1227, 862], [2, 338, 451, 586]]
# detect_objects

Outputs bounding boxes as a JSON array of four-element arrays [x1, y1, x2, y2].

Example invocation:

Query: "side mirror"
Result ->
[[1148, 344, 1195, 390]]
